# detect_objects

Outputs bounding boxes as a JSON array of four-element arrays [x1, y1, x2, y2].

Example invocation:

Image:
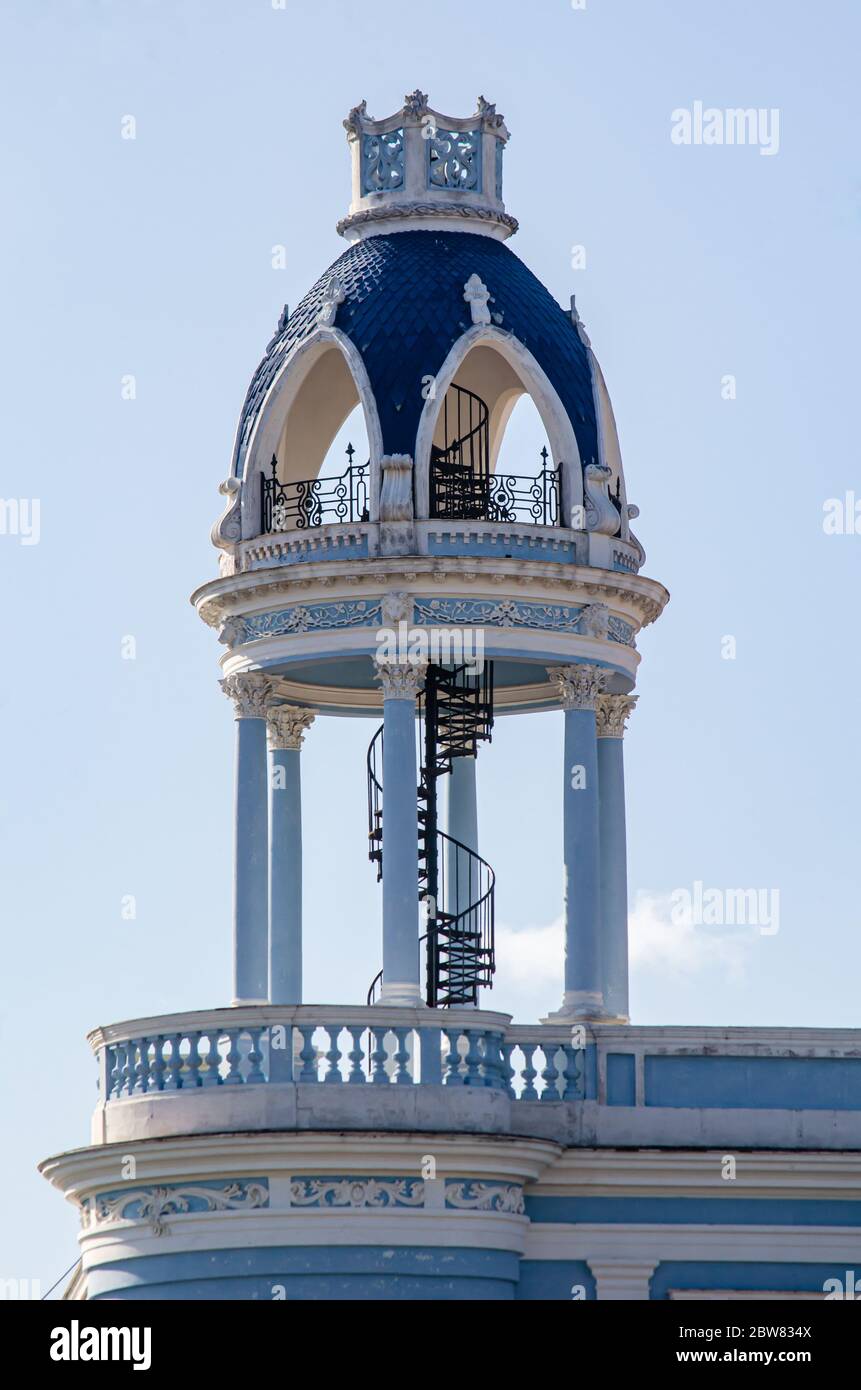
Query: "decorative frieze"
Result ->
[[290, 1177, 424, 1209], [266, 703, 316, 751], [92, 1181, 268, 1237], [548, 663, 607, 711], [220, 671, 272, 719], [595, 693, 638, 739], [445, 1181, 525, 1214]]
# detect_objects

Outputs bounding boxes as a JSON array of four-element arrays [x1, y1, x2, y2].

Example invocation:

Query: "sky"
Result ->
[[0, 0, 859, 1292]]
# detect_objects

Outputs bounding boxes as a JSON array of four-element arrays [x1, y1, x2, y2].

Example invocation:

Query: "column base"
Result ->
[[231, 996, 270, 1007], [376, 982, 424, 1007], [542, 991, 617, 1024]]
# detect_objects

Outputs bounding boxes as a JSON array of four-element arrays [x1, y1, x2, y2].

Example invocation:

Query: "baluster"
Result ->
[[298, 1026, 319, 1083], [147, 1037, 165, 1093], [392, 1028, 413, 1085], [520, 1044, 539, 1101], [500, 1042, 516, 1098], [132, 1039, 148, 1095], [561, 1043, 582, 1101], [246, 1028, 265, 1084], [199, 1032, 222, 1087], [347, 1026, 366, 1084], [162, 1034, 183, 1091], [323, 1026, 343, 1083], [443, 1029, 464, 1085], [463, 1030, 483, 1087], [182, 1034, 201, 1090], [481, 1032, 504, 1090], [540, 1044, 561, 1101], [108, 1045, 121, 1099], [221, 1029, 243, 1085], [370, 1028, 389, 1085]]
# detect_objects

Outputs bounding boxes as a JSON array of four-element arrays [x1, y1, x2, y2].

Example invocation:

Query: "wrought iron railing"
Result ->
[[430, 446, 561, 527], [261, 443, 369, 533], [488, 448, 561, 526]]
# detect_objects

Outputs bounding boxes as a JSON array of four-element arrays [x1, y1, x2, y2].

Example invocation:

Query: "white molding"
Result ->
[[78, 1208, 530, 1266], [525, 1223, 861, 1264], [531, 1147, 861, 1200]]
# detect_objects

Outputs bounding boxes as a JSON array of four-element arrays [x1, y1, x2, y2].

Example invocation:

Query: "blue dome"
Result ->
[[233, 230, 598, 475]]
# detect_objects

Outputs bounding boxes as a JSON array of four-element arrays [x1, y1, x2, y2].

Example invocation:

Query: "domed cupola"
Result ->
[[195, 93, 668, 1023]]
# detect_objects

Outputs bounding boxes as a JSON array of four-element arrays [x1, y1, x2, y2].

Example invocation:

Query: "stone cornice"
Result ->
[[192, 555, 670, 634], [336, 202, 519, 239]]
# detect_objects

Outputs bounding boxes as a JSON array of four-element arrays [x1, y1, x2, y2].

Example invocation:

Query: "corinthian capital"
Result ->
[[220, 671, 272, 719], [266, 703, 316, 751], [548, 663, 607, 712], [595, 694, 638, 739], [373, 657, 426, 701]]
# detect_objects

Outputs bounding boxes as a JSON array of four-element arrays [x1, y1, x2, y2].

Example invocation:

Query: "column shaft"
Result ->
[[563, 705, 603, 1008], [233, 715, 269, 1003], [269, 746, 303, 1005], [598, 735, 628, 1021], [380, 683, 422, 1005]]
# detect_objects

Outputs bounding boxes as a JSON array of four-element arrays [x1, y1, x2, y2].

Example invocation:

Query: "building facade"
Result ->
[[41, 93, 861, 1301]]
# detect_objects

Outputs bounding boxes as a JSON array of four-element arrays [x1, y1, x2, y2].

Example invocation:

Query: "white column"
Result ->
[[374, 658, 426, 1006], [221, 672, 272, 1005], [266, 703, 316, 1006], [545, 664, 613, 1022], [596, 694, 637, 1023]]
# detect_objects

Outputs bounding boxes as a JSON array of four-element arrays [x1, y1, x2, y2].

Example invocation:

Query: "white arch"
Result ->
[[414, 326, 583, 526], [239, 327, 385, 538]]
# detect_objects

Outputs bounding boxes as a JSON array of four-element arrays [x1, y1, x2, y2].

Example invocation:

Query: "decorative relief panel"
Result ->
[[228, 599, 383, 643], [362, 128, 405, 194], [413, 597, 635, 646], [290, 1177, 424, 1209], [445, 1181, 525, 1214], [428, 129, 481, 191], [91, 1181, 269, 1237]]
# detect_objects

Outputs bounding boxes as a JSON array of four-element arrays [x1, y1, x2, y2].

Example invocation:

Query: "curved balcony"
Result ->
[[86, 1009, 861, 1153]]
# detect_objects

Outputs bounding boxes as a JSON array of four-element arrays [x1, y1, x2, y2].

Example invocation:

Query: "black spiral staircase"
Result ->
[[367, 663, 496, 1007], [429, 384, 491, 520]]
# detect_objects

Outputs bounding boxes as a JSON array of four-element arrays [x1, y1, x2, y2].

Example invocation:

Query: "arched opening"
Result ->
[[258, 337, 376, 534], [418, 331, 582, 527]]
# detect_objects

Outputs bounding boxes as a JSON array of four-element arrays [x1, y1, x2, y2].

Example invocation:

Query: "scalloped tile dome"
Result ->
[[232, 230, 598, 476]]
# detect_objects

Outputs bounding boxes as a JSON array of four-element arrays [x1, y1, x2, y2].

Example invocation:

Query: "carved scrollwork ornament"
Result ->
[[373, 656, 427, 700], [265, 703, 316, 751], [548, 663, 608, 712], [220, 671, 272, 719], [595, 693, 638, 739]]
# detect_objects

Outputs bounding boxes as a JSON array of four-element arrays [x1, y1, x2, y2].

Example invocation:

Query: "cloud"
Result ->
[[491, 893, 754, 1021], [629, 890, 753, 981]]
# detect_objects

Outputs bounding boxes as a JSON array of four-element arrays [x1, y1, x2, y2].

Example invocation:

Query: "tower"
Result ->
[[41, 94, 859, 1305], [205, 88, 666, 1023]]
